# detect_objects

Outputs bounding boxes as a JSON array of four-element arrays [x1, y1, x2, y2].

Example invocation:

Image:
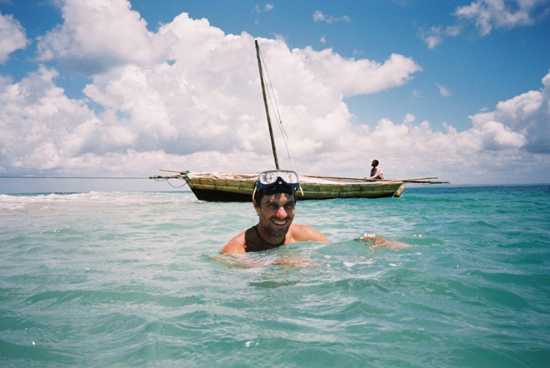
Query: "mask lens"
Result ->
[[259, 170, 298, 185], [259, 171, 275, 185], [280, 171, 298, 184]]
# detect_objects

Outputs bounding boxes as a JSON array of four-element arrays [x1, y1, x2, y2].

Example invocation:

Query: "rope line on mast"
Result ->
[[258, 45, 295, 169]]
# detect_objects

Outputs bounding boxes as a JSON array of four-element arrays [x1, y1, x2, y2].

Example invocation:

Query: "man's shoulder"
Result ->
[[221, 231, 246, 254], [290, 224, 328, 243]]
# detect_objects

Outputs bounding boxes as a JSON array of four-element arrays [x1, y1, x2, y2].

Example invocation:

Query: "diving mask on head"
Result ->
[[252, 170, 303, 199]]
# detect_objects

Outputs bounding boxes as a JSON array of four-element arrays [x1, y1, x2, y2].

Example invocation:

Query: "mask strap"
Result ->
[[251, 186, 257, 203]]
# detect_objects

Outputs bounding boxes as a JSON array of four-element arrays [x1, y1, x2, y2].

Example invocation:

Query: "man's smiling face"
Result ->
[[256, 192, 296, 238]]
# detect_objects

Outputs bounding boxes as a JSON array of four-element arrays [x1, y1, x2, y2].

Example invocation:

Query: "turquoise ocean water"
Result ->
[[1, 186, 549, 367]]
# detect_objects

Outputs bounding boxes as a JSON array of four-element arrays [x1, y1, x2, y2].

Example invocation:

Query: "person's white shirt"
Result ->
[[370, 167, 384, 179]]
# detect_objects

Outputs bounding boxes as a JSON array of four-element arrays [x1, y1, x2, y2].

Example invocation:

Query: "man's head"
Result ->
[[371, 159, 379, 168], [254, 192, 296, 237], [252, 170, 300, 237]]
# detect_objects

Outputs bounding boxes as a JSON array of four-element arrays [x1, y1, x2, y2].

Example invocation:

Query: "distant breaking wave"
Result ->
[[0, 191, 195, 210]]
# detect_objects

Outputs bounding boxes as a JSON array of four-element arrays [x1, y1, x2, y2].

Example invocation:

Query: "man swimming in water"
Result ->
[[221, 170, 407, 254], [221, 170, 327, 254]]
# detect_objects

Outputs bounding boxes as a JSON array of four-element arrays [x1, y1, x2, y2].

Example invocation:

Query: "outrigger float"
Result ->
[[151, 40, 447, 202]]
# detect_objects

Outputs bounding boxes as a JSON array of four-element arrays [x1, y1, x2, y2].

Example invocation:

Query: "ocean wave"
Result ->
[[0, 191, 195, 209]]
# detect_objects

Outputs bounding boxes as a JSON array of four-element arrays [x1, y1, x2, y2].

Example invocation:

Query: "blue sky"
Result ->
[[1, 0, 550, 192]]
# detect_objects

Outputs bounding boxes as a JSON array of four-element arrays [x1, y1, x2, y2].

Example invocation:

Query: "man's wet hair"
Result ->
[[372, 159, 379, 167]]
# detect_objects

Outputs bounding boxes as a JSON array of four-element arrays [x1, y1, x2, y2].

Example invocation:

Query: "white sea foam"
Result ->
[[0, 191, 195, 210]]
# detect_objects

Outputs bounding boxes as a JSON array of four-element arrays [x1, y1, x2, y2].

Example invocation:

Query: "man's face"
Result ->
[[256, 192, 296, 237]]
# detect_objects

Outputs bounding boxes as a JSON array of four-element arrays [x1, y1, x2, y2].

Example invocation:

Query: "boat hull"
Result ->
[[183, 173, 405, 202], [190, 187, 254, 202]]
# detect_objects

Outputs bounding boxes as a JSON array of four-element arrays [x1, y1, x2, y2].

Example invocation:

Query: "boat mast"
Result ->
[[255, 39, 280, 170]]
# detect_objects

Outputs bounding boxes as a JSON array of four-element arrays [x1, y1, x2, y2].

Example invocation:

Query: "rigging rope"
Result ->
[[259, 47, 296, 170], [166, 179, 188, 189], [0, 176, 148, 179], [1, 175, 192, 190]]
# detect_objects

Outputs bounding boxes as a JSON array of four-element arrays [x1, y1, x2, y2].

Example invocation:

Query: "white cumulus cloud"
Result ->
[[255, 3, 274, 13], [420, 25, 462, 49], [312, 10, 351, 24], [470, 70, 550, 153], [456, 0, 546, 36], [403, 113, 416, 124], [436, 83, 452, 97], [0, 66, 107, 171], [295, 47, 421, 97], [1, 1, 422, 176], [0, 13, 28, 63], [420, 0, 547, 48], [37, 0, 163, 72]]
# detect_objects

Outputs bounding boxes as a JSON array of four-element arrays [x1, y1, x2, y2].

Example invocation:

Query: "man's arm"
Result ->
[[359, 233, 408, 249], [220, 231, 246, 254], [292, 224, 329, 243]]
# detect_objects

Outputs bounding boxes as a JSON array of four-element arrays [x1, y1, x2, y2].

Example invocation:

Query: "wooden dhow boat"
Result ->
[[152, 171, 406, 202], [151, 40, 446, 201]]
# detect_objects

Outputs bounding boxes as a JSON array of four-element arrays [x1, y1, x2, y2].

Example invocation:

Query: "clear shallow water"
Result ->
[[1, 186, 549, 367]]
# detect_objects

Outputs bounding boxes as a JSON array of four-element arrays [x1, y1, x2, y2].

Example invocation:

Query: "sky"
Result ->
[[1, 0, 550, 192]]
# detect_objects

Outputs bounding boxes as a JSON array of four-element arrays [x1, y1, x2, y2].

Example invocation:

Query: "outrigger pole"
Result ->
[[255, 39, 280, 170]]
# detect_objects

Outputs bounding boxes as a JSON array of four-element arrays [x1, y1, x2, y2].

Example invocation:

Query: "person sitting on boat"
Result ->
[[369, 159, 384, 180], [221, 170, 328, 254]]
